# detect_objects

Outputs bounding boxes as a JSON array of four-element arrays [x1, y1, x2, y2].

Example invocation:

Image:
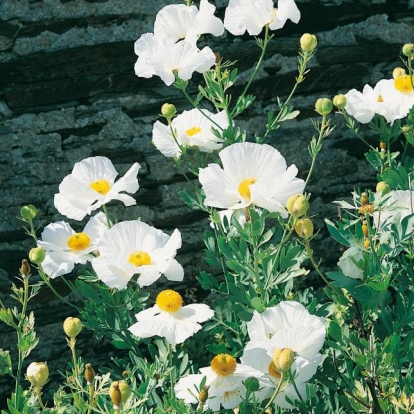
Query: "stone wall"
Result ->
[[0, 0, 413, 405]]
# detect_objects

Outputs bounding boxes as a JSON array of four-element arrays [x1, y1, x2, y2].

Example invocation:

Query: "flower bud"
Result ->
[[402, 125, 411, 133], [376, 181, 389, 195], [333, 94, 347, 110], [295, 218, 314, 239], [300, 33, 317, 52], [363, 238, 370, 249], [199, 385, 209, 403], [27, 362, 49, 388], [20, 259, 31, 277], [402, 43, 414, 57], [109, 381, 122, 407], [117, 380, 131, 403], [360, 192, 369, 205], [272, 348, 295, 373], [361, 221, 369, 238], [392, 67, 406, 80], [63, 317, 83, 339], [20, 205, 38, 220], [244, 377, 260, 392], [84, 363, 95, 383], [29, 247, 46, 264], [161, 103, 176, 122], [286, 194, 309, 217], [315, 98, 333, 115]]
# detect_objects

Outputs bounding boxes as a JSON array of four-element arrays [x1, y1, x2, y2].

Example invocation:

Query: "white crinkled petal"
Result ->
[[174, 373, 208, 404], [92, 257, 133, 289], [152, 120, 182, 158]]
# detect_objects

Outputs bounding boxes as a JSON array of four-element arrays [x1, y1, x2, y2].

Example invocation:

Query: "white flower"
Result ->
[[337, 246, 364, 280], [134, 34, 216, 86], [175, 354, 271, 410], [38, 213, 109, 279], [198, 142, 305, 217], [152, 108, 228, 158], [128, 289, 214, 346], [54, 156, 140, 221], [154, 0, 224, 45], [91, 220, 184, 290], [224, 0, 300, 36]]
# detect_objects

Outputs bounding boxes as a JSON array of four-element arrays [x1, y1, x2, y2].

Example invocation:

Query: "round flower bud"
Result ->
[[244, 377, 260, 392], [199, 385, 209, 404], [117, 380, 131, 403], [402, 43, 414, 57], [402, 125, 411, 133], [272, 348, 295, 373], [20, 205, 38, 220], [360, 192, 369, 205], [109, 381, 122, 406], [63, 317, 83, 339], [363, 239, 370, 249], [286, 194, 309, 217], [295, 218, 314, 239], [29, 247, 46, 264], [333, 94, 347, 110], [392, 67, 406, 80], [20, 259, 31, 277], [84, 363, 95, 383], [27, 362, 49, 388], [300, 33, 317, 52], [376, 181, 390, 195], [315, 98, 333, 115], [161, 103, 176, 122], [361, 221, 369, 238]]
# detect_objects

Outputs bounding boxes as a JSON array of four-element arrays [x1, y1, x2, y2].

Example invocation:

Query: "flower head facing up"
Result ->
[[198, 142, 305, 217], [54, 156, 140, 221], [128, 289, 214, 346], [152, 108, 228, 158], [224, 0, 300, 36], [91, 220, 184, 289], [37, 212, 109, 279]]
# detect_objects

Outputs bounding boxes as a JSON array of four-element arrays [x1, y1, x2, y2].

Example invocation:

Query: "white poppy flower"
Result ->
[[198, 142, 305, 217], [175, 354, 271, 410], [38, 212, 109, 279], [134, 34, 216, 86], [337, 246, 364, 280], [224, 0, 300, 36], [154, 0, 224, 45], [54, 156, 140, 221], [152, 108, 228, 158], [91, 220, 184, 290], [128, 289, 214, 346]]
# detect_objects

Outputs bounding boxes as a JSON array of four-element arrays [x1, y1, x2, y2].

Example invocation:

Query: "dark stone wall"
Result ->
[[0, 0, 413, 405]]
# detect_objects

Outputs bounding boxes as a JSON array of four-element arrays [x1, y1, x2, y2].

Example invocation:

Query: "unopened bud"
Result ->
[[361, 221, 369, 238], [109, 381, 122, 406], [363, 238, 370, 249], [84, 363, 95, 383], [402, 125, 411, 134], [20, 259, 31, 277], [333, 94, 347, 110], [63, 317, 83, 339], [27, 362, 49, 388], [244, 377, 260, 392], [286, 194, 309, 217], [199, 385, 209, 404], [29, 247, 46, 264], [214, 51, 221, 64], [300, 33, 317, 52], [360, 192, 369, 205], [161, 103, 176, 122], [272, 348, 295, 373], [20, 205, 38, 220], [392, 67, 406, 80], [315, 98, 333, 115], [118, 380, 131, 403], [402, 43, 414, 57], [295, 218, 314, 239], [376, 181, 390, 195]]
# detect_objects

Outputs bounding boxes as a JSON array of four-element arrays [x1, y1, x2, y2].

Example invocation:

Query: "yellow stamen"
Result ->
[[210, 354, 237, 377], [90, 179, 111, 195], [394, 75, 414, 93], [186, 126, 202, 137], [128, 251, 151, 267], [67, 233, 91, 251], [377, 94, 384, 102], [238, 178, 257, 200], [156, 289, 183, 313]]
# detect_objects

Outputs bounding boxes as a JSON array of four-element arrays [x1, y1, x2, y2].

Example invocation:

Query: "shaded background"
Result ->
[[0, 0, 413, 405]]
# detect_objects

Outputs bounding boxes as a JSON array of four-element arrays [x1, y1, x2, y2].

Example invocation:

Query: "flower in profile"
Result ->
[[134, 34, 216, 86], [154, 0, 224, 45], [224, 0, 300, 36], [128, 289, 214, 345], [337, 246, 364, 280], [37, 212, 108, 279], [198, 142, 305, 217], [175, 353, 271, 410], [91, 220, 183, 289], [54, 156, 140, 221], [152, 108, 228, 158]]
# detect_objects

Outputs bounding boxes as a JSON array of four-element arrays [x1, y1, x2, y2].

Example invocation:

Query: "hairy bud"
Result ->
[[63, 317, 83, 339]]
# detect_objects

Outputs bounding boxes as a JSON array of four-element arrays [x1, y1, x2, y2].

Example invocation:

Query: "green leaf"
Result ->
[[328, 321, 343, 343], [0, 349, 12, 376], [325, 219, 351, 247]]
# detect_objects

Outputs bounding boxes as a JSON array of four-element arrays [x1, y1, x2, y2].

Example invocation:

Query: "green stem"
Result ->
[[263, 373, 284, 412], [69, 337, 79, 378], [304, 240, 333, 288], [86, 382, 95, 414], [35, 386, 45, 409], [168, 343, 174, 395], [102, 204, 112, 228]]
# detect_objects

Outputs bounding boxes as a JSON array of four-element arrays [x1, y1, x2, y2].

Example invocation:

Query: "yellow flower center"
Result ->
[[90, 179, 111, 195], [67, 232, 91, 251], [128, 251, 151, 267], [394, 75, 414, 93], [186, 126, 202, 137], [268, 361, 282, 379], [156, 289, 183, 313], [238, 178, 257, 200], [210, 354, 237, 377], [377, 94, 384, 102]]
